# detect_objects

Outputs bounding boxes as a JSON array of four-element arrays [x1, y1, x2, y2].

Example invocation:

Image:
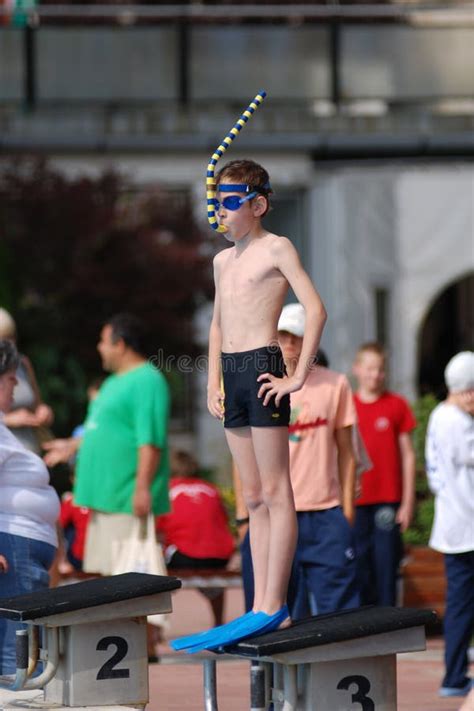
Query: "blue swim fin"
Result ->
[[185, 605, 290, 653], [170, 611, 255, 651]]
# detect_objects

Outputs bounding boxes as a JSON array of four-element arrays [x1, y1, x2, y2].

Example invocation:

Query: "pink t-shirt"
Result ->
[[289, 367, 356, 511]]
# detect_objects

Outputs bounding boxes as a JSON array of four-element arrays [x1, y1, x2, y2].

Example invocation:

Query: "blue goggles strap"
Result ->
[[237, 191, 257, 205], [218, 184, 249, 193], [218, 182, 272, 194]]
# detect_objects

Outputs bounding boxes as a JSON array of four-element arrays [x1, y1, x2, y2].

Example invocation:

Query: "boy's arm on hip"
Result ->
[[273, 237, 327, 383], [208, 254, 224, 390]]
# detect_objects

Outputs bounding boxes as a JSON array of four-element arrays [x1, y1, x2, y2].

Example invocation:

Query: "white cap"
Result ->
[[277, 303, 305, 337], [444, 351, 474, 393]]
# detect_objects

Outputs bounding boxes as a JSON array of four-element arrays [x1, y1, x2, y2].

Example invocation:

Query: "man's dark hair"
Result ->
[[0, 339, 20, 376], [106, 313, 146, 356]]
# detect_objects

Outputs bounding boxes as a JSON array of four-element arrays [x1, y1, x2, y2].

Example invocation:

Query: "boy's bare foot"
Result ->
[[278, 616, 292, 630]]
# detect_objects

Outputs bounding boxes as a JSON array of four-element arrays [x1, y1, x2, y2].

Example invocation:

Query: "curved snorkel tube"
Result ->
[[206, 91, 267, 234]]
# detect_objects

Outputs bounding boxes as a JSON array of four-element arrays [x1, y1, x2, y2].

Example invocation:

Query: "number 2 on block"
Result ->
[[96, 636, 130, 680]]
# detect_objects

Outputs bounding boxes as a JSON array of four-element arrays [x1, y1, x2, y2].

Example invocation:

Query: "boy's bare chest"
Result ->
[[219, 254, 280, 302]]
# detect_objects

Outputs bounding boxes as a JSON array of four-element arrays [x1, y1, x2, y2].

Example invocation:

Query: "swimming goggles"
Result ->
[[212, 192, 257, 211], [213, 183, 271, 212]]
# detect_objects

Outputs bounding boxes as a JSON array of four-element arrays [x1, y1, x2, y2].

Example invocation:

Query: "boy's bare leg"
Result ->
[[225, 427, 270, 611], [251, 426, 297, 616]]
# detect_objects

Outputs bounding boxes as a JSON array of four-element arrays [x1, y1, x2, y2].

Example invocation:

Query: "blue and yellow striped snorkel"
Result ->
[[206, 91, 267, 234]]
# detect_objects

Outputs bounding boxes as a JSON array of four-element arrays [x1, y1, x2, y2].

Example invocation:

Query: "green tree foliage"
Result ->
[[404, 394, 439, 545], [0, 157, 214, 435]]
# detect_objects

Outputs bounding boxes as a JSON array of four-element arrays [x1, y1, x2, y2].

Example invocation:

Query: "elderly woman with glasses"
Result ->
[[0, 339, 59, 676]]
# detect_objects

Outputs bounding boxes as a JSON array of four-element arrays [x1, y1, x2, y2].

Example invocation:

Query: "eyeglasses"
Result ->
[[212, 192, 257, 212]]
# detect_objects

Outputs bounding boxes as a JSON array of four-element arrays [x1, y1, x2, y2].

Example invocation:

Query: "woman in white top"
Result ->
[[0, 339, 59, 676], [425, 351, 474, 700]]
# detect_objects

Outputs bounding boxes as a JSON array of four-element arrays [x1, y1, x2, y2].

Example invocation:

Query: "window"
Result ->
[[374, 287, 390, 347]]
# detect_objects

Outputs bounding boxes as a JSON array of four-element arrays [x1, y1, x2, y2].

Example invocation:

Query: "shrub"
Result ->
[[404, 394, 439, 546]]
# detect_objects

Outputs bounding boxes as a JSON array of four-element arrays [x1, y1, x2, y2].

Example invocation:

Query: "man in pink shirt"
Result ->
[[278, 304, 360, 617]]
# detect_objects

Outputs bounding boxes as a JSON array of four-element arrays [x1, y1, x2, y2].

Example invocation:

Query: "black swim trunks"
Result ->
[[221, 345, 290, 429]]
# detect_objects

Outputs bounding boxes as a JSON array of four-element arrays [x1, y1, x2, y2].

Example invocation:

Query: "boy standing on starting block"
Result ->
[[171, 159, 326, 652]]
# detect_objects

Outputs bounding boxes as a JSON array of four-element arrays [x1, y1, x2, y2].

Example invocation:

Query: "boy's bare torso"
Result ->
[[216, 233, 289, 353]]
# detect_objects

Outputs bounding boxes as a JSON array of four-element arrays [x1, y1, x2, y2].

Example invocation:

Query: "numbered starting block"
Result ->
[[204, 606, 437, 711], [0, 573, 181, 710]]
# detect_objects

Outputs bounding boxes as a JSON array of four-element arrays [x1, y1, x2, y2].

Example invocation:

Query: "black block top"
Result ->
[[231, 606, 438, 657], [0, 573, 181, 621]]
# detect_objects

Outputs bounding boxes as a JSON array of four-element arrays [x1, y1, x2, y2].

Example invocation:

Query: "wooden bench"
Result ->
[[56, 566, 242, 592], [56, 566, 242, 627], [169, 567, 242, 590], [167, 567, 242, 627]]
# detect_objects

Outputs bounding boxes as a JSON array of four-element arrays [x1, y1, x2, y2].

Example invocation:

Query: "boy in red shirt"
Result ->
[[352, 342, 416, 606], [59, 492, 91, 572]]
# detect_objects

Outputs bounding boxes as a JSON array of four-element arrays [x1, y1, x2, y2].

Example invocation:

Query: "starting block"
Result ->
[[203, 606, 437, 711], [0, 573, 181, 710]]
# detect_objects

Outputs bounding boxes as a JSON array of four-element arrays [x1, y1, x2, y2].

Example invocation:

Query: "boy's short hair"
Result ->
[[171, 449, 199, 477], [354, 342, 386, 362], [215, 159, 272, 216]]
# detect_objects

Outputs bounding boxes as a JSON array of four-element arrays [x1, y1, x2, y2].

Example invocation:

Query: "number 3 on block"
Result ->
[[337, 675, 375, 710]]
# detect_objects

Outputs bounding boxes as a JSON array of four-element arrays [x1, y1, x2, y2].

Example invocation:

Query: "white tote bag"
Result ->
[[112, 515, 169, 629]]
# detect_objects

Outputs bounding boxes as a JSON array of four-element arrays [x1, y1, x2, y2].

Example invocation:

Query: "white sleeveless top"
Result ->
[[0, 419, 59, 547]]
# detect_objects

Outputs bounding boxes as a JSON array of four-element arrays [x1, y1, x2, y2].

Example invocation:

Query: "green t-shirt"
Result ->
[[74, 363, 170, 515]]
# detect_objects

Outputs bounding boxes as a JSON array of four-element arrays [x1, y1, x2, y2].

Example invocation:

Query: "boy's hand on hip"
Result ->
[[207, 388, 225, 420], [257, 373, 303, 407]]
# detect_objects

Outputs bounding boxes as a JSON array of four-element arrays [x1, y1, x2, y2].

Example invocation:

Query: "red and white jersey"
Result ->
[[156, 477, 235, 560], [355, 392, 416, 505]]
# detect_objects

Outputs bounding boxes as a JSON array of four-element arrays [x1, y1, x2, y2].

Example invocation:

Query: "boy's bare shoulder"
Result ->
[[213, 247, 233, 268], [264, 233, 296, 258]]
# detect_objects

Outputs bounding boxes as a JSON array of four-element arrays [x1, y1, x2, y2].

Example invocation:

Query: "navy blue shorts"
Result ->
[[288, 507, 360, 618], [221, 345, 290, 429]]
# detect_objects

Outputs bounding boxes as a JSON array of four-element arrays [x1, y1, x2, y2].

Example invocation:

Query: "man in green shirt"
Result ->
[[44, 313, 170, 574]]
